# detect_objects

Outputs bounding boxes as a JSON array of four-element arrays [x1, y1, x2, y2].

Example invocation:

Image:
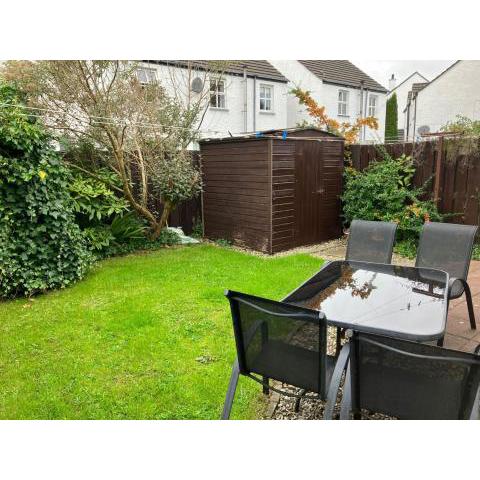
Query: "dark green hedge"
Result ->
[[0, 83, 91, 298]]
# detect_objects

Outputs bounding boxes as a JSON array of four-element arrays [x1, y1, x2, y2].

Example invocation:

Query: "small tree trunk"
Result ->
[[151, 200, 173, 240]]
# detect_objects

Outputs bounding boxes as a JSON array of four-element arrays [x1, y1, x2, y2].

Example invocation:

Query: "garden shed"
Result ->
[[199, 128, 344, 254]]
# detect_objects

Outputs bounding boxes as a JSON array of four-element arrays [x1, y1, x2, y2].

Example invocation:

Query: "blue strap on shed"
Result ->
[[255, 131, 263, 138], [282, 130, 288, 140]]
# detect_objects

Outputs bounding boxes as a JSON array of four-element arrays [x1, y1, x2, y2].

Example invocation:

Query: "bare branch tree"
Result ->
[[2, 60, 228, 238]]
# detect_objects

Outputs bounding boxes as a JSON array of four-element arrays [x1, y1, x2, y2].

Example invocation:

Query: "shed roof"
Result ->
[[298, 60, 387, 93], [145, 60, 288, 83], [258, 127, 339, 138], [199, 127, 342, 144]]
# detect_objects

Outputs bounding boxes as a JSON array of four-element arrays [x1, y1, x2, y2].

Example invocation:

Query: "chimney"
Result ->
[[389, 74, 397, 91]]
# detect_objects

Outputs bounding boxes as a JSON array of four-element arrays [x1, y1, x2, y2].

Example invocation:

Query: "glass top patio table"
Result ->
[[283, 260, 449, 342]]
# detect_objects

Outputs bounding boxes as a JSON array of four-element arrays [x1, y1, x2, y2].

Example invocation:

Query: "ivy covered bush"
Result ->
[[342, 154, 442, 255], [0, 83, 91, 298]]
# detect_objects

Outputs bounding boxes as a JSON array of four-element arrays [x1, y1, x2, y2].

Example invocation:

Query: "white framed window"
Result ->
[[338, 89, 349, 116], [259, 84, 273, 112], [210, 79, 226, 109], [368, 95, 378, 117], [137, 67, 157, 85]]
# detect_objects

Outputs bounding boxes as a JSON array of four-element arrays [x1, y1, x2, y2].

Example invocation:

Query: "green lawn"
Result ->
[[0, 244, 322, 419]]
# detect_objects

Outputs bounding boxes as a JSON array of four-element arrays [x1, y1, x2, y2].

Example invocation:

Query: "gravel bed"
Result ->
[[207, 236, 415, 267], [265, 327, 396, 420]]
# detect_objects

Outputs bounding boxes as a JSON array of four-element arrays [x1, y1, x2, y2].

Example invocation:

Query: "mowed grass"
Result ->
[[0, 244, 322, 419]]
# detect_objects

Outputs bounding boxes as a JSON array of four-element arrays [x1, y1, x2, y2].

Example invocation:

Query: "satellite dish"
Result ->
[[417, 125, 430, 135], [191, 77, 204, 93]]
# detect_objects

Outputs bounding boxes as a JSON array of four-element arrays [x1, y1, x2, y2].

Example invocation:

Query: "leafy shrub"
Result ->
[[69, 169, 129, 224], [67, 169, 147, 256], [441, 115, 480, 135], [191, 217, 203, 239], [110, 212, 147, 243], [214, 238, 232, 248], [342, 155, 442, 243], [394, 239, 418, 259], [82, 226, 115, 253], [101, 228, 181, 258], [0, 82, 91, 298], [472, 244, 480, 261]]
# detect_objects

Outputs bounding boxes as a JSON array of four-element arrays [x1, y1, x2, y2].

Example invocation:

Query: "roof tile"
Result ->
[[298, 60, 387, 92], [146, 60, 287, 82]]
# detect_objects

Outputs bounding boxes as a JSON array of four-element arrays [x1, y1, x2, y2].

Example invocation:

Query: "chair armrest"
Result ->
[[448, 277, 466, 297], [323, 342, 350, 420]]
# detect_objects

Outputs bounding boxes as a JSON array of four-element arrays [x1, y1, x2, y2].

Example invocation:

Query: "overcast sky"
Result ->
[[352, 60, 455, 88]]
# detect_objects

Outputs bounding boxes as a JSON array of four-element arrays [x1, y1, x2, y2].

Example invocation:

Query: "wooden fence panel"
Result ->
[[350, 140, 480, 228]]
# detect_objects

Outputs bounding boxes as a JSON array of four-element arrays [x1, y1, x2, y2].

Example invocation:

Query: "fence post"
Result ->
[[433, 136, 444, 206]]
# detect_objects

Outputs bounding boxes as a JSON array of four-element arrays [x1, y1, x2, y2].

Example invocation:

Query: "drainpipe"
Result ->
[[252, 75, 257, 132], [359, 80, 364, 141], [413, 93, 418, 146], [243, 65, 248, 133], [363, 89, 369, 142], [406, 103, 410, 140]]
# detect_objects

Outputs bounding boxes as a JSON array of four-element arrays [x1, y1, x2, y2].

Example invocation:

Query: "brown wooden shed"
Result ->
[[199, 128, 344, 254]]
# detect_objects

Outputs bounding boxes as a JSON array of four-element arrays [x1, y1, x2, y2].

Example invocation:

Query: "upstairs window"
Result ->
[[210, 79, 226, 108], [259, 84, 273, 112], [137, 67, 157, 85], [368, 95, 378, 117], [338, 89, 349, 116]]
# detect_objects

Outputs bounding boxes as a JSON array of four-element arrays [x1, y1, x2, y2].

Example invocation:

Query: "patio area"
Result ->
[[446, 260, 480, 353], [266, 262, 480, 420], [280, 236, 480, 354]]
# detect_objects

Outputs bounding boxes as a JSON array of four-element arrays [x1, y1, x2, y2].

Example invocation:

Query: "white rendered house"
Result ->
[[404, 61, 480, 141], [387, 71, 429, 140], [139, 60, 289, 140], [138, 60, 387, 143], [269, 60, 388, 142]]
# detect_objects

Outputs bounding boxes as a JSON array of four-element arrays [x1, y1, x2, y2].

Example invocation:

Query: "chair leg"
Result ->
[[464, 282, 477, 330], [294, 389, 306, 413], [335, 327, 343, 356], [262, 376, 270, 395], [221, 358, 240, 420]]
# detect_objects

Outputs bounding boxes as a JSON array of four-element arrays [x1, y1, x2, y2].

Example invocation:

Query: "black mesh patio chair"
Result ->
[[221, 290, 336, 419], [416, 222, 478, 339], [325, 331, 480, 420], [335, 220, 398, 354], [346, 220, 398, 264]]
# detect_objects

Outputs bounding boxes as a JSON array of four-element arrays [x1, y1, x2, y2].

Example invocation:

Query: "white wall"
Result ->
[[268, 60, 323, 127], [322, 83, 386, 142], [407, 61, 480, 140], [269, 60, 386, 142], [388, 72, 428, 133], [142, 62, 288, 140]]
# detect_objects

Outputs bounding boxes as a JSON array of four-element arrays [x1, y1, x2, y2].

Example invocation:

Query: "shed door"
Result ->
[[294, 141, 342, 245]]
